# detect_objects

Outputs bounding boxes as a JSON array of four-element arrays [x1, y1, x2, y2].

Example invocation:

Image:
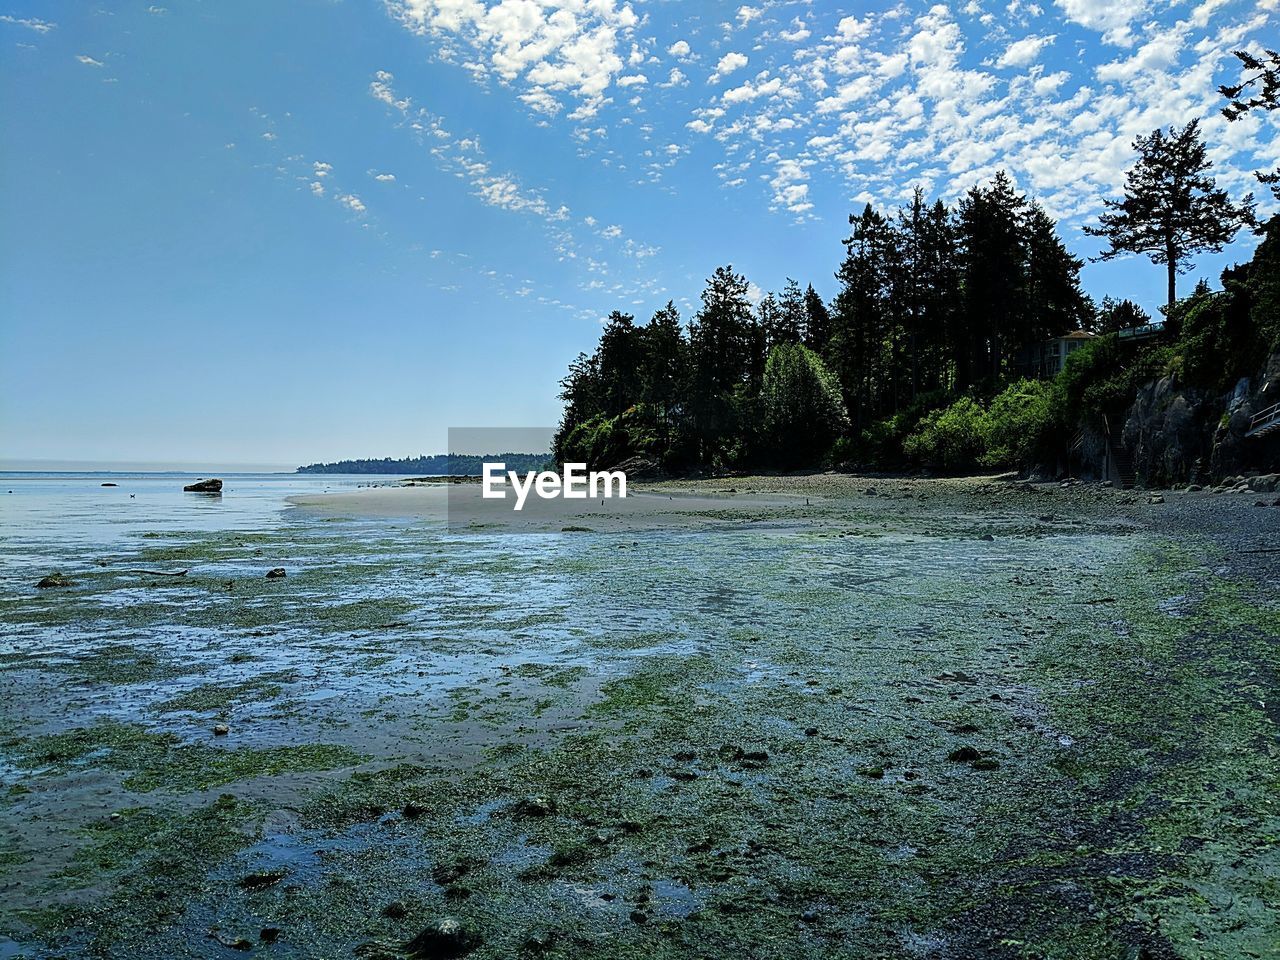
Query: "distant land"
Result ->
[[296, 453, 551, 475]]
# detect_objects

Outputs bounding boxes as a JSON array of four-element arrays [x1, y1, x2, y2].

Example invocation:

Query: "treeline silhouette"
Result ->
[[556, 108, 1279, 475], [297, 453, 550, 475]]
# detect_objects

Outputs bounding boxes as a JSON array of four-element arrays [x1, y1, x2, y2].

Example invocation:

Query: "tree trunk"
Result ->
[[1166, 261, 1176, 317]]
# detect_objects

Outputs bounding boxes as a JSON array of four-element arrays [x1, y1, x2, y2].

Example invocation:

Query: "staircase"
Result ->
[[1103, 415, 1137, 489], [1246, 402, 1280, 439], [1109, 440, 1137, 489]]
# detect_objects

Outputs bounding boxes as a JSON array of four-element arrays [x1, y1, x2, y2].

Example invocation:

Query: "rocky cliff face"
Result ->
[[1120, 352, 1280, 487]]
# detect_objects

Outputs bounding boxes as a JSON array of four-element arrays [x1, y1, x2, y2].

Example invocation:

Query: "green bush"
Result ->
[[903, 396, 986, 470], [982, 379, 1056, 468]]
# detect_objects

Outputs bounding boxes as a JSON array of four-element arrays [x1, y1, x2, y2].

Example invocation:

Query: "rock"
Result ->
[[265, 567, 287, 579], [1148, 494, 1164, 504], [946, 746, 982, 763], [101, 482, 118, 487], [403, 801, 428, 819], [36, 572, 74, 589], [237, 869, 288, 891], [512, 796, 555, 817], [629, 910, 648, 925], [402, 918, 481, 959], [801, 909, 821, 923], [856, 766, 886, 779], [740, 750, 769, 768], [979, 533, 995, 541], [183, 478, 223, 493], [259, 928, 281, 943], [804, 727, 820, 737], [382, 901, 408, 920], [213, 723, 230, 736]]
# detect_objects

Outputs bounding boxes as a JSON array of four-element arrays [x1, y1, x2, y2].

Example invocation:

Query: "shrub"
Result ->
[[903, 396, 985, 470], [982, 379, 1057, 468]]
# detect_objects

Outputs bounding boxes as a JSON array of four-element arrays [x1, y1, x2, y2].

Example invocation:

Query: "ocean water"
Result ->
[[0, 473, 400, 571]]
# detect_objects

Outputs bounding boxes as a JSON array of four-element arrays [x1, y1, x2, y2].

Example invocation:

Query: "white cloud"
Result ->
[[337, 193, 366, 215], [0, 15, 55, 32], [779, 18, 811, 43], [387, 0, 640, 118], [660, 67, 687, 88], [373, 172, 397, 182], [1054, 0, 1148, 45], [996, 33, 1055, 68], [710, 51, 748, 83], [668, 39, 691, 59], [76, 55, 103, 67]]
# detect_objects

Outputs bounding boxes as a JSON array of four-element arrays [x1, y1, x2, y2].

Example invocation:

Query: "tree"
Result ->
[[638, 302, 688, 457], [829, 204, 894, 429], [955, 172, 1028, 385], [1095, 296, 1152, 334], [595, 311, 644, 416], [759, 343, 848, 466], [802, 283, 832, 353], [688, 266, 757, 463], [1220, 48, 1280, 200], [1086, 120, 1254, 314]]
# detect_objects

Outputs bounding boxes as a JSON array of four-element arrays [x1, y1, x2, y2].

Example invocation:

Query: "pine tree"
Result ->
[[1085, 120, 1254, 314], [1022, 203, 1089, 341], [830, 204, 894, 429], [1220, 49, 1280, 200], [688, 266, 756, 462], [639, 302, 687, 452], [955, 172, 1028, 385], [803, 283, 832, 353]]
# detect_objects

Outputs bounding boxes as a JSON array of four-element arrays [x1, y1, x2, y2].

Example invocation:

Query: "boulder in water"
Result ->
[[183, 478, 223, 493]]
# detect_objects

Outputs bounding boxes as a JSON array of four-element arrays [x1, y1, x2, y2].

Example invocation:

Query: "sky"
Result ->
[[1, 0, 1277, 468]]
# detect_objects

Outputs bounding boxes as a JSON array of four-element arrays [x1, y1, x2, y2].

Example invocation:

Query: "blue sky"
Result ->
[[1, 0, 1276, 467]]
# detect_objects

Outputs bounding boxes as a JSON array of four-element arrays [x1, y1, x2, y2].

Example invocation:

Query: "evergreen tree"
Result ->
[[760, 343, 848, 466], [688, 266, 757, 463], [1086, 120, 1254, 314], [955, 172, 1028, 385], [595, 311, 644, 416], [1220, 48, 1280, 199], [1022, 203, 1089, 339], [803, 283, 832, 353], [1095, 297, 1152, 334], [638, 302, 687, 454], [830, 204, 894, 429]]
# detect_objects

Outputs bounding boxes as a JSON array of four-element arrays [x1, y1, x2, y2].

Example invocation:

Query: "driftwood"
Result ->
[[121, 568, 190, 577]]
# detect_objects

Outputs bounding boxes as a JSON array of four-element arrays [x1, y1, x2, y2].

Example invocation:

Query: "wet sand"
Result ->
[[1, 475, 1277, 958]]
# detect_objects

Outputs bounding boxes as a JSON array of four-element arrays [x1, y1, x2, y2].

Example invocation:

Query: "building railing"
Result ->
[[1247, 401, 1280, 437]]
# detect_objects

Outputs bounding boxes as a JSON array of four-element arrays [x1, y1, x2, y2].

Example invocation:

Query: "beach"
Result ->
[[1, 473, 1277, 958]]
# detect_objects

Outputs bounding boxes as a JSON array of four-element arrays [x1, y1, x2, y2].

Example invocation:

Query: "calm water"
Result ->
[[0, 473, 402, 576]]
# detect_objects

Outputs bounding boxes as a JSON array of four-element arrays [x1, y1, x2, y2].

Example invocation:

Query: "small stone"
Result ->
[[109, 812, 122, 821], [629, 910, 648, 925], [259, 928, 281, 943], [856, 766, 885, 779], [237, 869, 288, 892], [402, 918, 481, 959], [266, 567, 287, 579], [213, 723, 230, 736], [512, 796, 555, 817], [947, 746, 982, 763], [36, 572, 74, 589], [382, 901, 408, 919], [1148, 494, 1164, 504], [801, 909, 820, 923], [402, 801, 428, 819], [740, 750, 769, 768], [804, 727, 820, 737], [979, 533, 995, 541]]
